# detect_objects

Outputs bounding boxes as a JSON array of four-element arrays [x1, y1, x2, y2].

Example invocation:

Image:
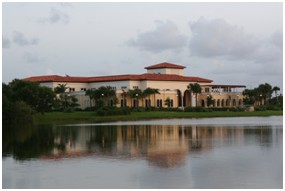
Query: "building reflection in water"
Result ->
[[31, 124, 276, 168]]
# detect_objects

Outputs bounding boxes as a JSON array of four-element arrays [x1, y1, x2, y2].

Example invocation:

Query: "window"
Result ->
[[157, 99, 162, 107], [121, 99, 127, 107], [205, 88, 210, 93], [69, 88, 75, 92], [111, 87, 116, 90], [81, 88, 86, 91], [170, 99, 173, 107], [121, 86, 127, 89], [145, 99, 151, 107], [133, 86, 139, 89]]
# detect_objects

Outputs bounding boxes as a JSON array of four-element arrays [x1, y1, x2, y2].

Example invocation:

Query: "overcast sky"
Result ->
[[2, 2, 283, 91]]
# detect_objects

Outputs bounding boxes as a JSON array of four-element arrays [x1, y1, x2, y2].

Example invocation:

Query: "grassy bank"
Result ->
[[35, 110, 283, 124]]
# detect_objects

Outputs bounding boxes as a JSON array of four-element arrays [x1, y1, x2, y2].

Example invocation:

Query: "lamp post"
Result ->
[[135, 93, 139, 108]]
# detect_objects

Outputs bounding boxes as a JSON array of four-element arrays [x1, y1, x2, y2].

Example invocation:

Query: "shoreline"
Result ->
[[35, 110, 283, 124]]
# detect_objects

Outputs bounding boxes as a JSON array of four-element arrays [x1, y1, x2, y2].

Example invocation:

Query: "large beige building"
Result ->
[[25, 62, 246, 109]]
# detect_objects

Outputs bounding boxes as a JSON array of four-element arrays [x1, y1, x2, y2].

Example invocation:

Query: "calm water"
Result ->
[[2, 116, 283, 189]]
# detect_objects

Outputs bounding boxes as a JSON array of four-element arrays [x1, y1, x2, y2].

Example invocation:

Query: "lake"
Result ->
[[2, 116, 283, 189]]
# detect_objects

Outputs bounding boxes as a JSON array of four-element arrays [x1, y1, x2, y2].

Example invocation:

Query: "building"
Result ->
[[25, 62, 246, 109]]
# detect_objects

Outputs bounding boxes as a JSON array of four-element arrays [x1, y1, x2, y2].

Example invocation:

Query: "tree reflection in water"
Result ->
[[3, 122, 277, 168]]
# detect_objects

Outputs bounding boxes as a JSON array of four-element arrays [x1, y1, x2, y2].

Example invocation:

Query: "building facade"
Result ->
[[25, 62, 246, 109]]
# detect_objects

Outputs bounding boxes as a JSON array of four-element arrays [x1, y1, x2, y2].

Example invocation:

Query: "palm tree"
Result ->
[[143, 88, 160, 107], [272, 86, 280, 98], [127, 88, 143, 108], [257, 83, 272, 105], [54, 83, 67, 94], [85, 89, 96, 107], [188, 83, 201, 107]]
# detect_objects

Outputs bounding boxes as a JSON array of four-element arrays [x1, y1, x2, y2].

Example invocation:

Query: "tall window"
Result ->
[[121, 99, 127, 107], [157, 99, 163, 107]]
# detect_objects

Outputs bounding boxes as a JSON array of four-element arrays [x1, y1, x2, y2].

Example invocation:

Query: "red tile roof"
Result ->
[[24, 73, 212, 83], [144, 62, 186, 69]]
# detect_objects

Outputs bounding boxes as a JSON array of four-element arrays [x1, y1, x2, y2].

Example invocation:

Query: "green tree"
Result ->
[[272, 86, 280, 98], [164, 97, 171, 108], [257, 83, 272, 105], [206, 95, 214, 107], [143, 87, 160, 107], [95, 86, 117, 107], [3, 79, 55, 114], [188, 83, 201, 107], [85, 89, 96, 108], [54, 84, 79, 112], [127, 89, 143, 107]]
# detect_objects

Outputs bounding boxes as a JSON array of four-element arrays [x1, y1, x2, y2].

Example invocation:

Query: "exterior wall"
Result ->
[[39, 82, 54, 89], [52, 82, 88, 92], [88, 80, 130, 90], [147, 68, 184, 75], [199, 92, 244, 107], [40, 78, 244, 109]]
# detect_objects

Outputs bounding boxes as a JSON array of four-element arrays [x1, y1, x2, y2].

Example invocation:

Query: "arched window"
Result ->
[[201, 100, 205, 107], [226, 99, 229, 107], [217, 99, 220, 107], [221, 99, 224, 107], [232, 99, 236, 106], [239, 99, 242, 106]]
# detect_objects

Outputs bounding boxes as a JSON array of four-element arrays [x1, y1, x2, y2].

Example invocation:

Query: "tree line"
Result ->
[[2, 79, 282, 125], [242, 83, 282, 108]]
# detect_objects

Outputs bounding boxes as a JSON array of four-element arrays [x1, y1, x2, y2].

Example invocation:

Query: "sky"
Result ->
[[2, 2, 283, 91]]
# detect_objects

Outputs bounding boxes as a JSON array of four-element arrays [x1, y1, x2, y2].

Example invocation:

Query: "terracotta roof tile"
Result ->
[[24, 73, 212, 83], [144, 62, 186, 69]]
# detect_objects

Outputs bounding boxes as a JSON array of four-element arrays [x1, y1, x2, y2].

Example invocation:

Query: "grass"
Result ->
[[35, 110, 283, 124]]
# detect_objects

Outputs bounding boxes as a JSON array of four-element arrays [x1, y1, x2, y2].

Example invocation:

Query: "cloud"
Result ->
[[23, 52, 44, 64], [2, 36, 10, 48], [13, 31, 39, 46], [188, 17, 282, 74], [189, 17, 259, 59], [128, 20, 188, 53], [39, 7, 69, 24]]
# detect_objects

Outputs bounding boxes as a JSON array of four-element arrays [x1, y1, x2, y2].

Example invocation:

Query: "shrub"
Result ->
[[96, 107, 131, 116]]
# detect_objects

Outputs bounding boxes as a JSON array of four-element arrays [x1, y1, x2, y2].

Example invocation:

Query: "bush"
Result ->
[[96, 107, 131, 116], [184, 107, 246, 112], [255, 105, 267, 111], [184, 106, 210, 112]]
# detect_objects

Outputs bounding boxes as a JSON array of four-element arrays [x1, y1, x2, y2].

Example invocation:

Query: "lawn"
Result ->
[[35, 110, 283, 124]]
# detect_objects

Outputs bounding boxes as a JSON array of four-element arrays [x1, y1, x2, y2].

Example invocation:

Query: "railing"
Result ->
[[201, 92, 242, 96]]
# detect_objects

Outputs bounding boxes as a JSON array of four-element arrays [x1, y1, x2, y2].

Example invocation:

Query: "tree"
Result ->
[[54, 84, 68, 94], [257, 83, 272, 105], [188, 83, 201, 107], [272, 86, 280, 98], [54, 84, 79, 112], [85, 89, 96, 108], [164, 97, 171, 108], [206, 95, 214, 107], [127, 89, 143, 107], [143, 87, 160, 107], [95, 86, 117, 107], [5, 79, 55, 113]]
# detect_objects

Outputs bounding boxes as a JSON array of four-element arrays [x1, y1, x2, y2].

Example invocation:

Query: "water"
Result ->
[[2, 116, 283, 189]]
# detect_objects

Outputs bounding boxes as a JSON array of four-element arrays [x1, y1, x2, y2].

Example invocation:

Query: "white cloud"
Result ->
[[189, 17, 259, 59], [128, 20, 188, 53], [13, 31, 39, 46]]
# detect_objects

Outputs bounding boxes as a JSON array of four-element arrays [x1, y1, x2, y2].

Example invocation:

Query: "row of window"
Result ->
[[201, 99, 242, 107], [70, 86, 131, 92]]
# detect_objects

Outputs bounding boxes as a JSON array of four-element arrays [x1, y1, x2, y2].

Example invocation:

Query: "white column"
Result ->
[[191, 92, 196, 107]]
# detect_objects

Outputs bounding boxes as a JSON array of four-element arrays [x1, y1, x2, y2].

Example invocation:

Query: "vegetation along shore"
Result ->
[[35, 110, 283, 124]]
